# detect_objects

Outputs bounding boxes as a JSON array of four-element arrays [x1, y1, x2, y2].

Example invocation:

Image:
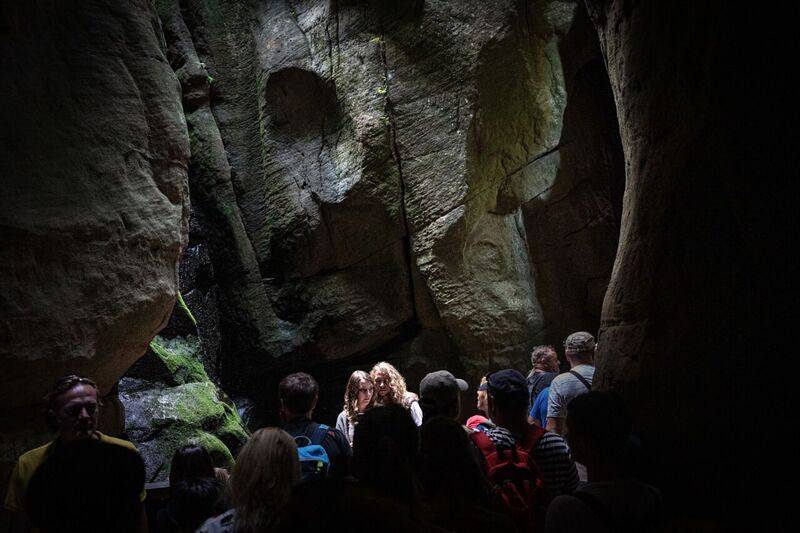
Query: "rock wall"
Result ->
[[0, 0, 188, 486], [586, 1, 794, 527], [156, 0, 623, 411], [121, 335, 249, 482]]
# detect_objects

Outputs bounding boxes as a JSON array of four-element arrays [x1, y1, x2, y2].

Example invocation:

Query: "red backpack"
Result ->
[[470, 425, 547, 532]]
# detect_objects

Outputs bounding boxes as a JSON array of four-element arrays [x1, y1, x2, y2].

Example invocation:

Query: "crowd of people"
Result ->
[[4, 332, 663, 532]]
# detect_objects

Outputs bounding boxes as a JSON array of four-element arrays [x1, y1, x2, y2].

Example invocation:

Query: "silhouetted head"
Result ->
[[352, 404, 419, 503], [566, 391, 632, 470], [418, 370, 468, 420], [231, 427, 299, 531], [169, 444, 215, 487], [279, 372, 319, 421], [169, 477, 224, 533], [419, 416, 487, 505]]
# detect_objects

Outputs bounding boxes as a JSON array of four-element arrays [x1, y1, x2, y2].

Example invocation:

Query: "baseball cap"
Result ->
[[564, 331, 596, 353], [419, 370, 469, 398], [486, 369, 528, 405], [419, 370, 468, 410]]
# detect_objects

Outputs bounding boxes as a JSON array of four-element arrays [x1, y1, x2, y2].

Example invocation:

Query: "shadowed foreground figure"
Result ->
[[198, 427, 299, 533], [545, 391, 662, 532], [5, 375, 145, 532], [419, 417, 516, 533], [26, 438, 145, 533]]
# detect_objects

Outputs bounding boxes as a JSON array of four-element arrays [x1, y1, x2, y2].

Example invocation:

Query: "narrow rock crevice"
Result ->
[[378, 35, 418, 324]]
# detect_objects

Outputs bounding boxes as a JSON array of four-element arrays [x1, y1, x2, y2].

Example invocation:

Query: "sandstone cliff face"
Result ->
[[0, 0, 188, 478], [157, 0, 623, 406]]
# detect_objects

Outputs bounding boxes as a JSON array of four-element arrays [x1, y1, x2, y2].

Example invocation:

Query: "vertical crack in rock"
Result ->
[[378, 35, 418, 324]]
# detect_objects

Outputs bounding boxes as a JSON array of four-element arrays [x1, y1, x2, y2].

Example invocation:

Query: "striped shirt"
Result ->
[[480, 425, 579, 498], [531, 431, 579, 497]]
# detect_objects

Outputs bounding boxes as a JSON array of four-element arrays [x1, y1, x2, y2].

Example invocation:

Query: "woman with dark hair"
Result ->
[[198, 428, 299, 533], [335, 370, 375, 445], [158, 444, 227, 532], [169, 444, 215, 487]]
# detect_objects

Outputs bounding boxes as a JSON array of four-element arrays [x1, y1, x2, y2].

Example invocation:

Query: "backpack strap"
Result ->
[[569, 370, 592, 391]]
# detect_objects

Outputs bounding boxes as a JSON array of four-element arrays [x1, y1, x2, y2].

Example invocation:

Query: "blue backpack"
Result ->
[[294, 424, 330, 483]]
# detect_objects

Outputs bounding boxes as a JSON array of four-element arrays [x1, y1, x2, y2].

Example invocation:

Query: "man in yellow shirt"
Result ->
[[4, 375, 146, 532]]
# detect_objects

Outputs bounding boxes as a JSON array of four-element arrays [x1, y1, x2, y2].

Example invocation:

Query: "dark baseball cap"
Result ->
[[486, 369, 528, 404], [419, 370, 468, 415], [419, 370, 469, 398]]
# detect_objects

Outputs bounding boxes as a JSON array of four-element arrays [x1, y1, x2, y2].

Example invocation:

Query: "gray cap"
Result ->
[[564, 331, 596, 353]]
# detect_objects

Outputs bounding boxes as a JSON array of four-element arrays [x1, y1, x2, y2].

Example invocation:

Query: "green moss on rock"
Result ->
[[148, 335, 208, 385], [123, 380, 249, 481]]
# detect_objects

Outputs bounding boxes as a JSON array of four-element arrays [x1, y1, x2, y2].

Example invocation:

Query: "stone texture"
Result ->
[[0, 0, 188, 486], [121, 335, 249, 482], [521, 7, 624, 347], [153, 0, 624, 408], [585, 1, 793, 527]]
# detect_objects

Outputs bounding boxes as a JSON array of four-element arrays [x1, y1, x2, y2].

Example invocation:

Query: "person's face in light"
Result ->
[[357, 379, 374, 412], [375, 373, 391, 399], [54, 384, 99, 442]]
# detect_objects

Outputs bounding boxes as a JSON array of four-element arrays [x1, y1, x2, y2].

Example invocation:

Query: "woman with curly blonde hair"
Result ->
[[370, 361, 423, 426], [335, 370, 374, 445]]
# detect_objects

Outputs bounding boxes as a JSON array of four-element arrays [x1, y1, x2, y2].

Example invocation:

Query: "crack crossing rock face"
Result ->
[[156, 0, 623, 393]]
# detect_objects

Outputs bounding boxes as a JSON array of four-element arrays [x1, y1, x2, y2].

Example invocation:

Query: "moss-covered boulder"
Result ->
[[120, 335, 249, 482]]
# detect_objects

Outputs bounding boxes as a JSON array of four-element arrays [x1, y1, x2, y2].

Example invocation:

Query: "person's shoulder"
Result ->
[[533, 430, 569, 455], [18, 440, 54, 466], [97, 432, 138, 452], [550, 372, 571, 386], [549, 493, 588, 511], [322, 423, 348, 444]]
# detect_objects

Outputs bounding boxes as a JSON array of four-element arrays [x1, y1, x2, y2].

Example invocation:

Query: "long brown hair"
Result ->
[[231, 428, 299, 532], [343, 370, 374, 424]]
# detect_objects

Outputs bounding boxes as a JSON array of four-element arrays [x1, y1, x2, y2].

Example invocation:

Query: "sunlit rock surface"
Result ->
[[156, 0, 623, 406]]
